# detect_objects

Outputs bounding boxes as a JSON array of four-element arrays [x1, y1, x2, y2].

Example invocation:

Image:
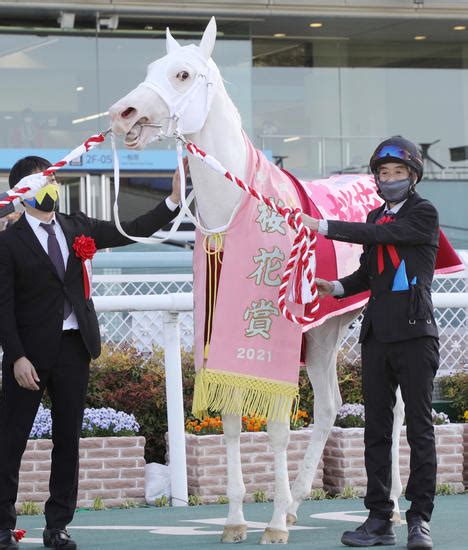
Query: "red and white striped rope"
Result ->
[[0, 126, 319, 324], [0, 132, 106, 209], [185, 141, 320, 325]]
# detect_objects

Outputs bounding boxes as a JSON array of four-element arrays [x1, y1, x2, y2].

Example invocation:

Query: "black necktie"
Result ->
[[40, 221, 72, 320]]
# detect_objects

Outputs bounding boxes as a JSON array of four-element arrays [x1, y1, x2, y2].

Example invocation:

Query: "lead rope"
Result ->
[[1, 127, 319, 325], [0, 132, 107, 209], [181, 139, 320, 325]]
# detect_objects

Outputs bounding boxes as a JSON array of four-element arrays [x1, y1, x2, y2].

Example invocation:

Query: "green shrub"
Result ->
[[297, 351, 363, 422], [119, 500, 138, 509], [337, 350, 363, 404], [92, 497, 107, 511], [435, 483, 456, 496], [188, 495, 203, 506], [217, 495, 229, 504], [335, 403, 365, 428], [252, 490, 269, 503], [18, 501, 42, 515], [154, 495, 169, 507], [438, 372, 468, 422], [85, 344, 195, 464], [336, 485, 360, 499], [310, 488, 329, 500]]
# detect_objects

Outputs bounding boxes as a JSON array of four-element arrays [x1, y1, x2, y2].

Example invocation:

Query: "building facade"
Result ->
[[0, 1, 467, 246]]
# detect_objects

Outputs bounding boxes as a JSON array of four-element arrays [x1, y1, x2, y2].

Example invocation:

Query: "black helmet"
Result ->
[[370, 136, 423, 182]]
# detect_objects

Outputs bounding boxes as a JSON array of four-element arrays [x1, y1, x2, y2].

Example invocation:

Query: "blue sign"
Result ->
[[0, 148, 273, 172], [0, 148, 179, 171]]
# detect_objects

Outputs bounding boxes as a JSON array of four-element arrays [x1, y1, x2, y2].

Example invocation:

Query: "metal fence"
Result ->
[[95, 272, 468, 376]]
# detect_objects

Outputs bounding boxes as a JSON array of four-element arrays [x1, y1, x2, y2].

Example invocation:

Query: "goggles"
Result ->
[[375, 145, 412, 160], [373, 145, 417, 164]]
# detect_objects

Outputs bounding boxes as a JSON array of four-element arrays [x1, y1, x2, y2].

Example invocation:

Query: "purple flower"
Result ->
[[30, 405, 140, 439], [29, 404, 52, 439], [336, 403, 365, 428], [431, 409, 450, 425]]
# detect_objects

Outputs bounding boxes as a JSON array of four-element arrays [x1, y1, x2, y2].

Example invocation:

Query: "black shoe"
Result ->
[[43, 528, 76, 549], [341, 517, 396, 547], [407, 517, 432, 549], [0, 530, 19, 550]]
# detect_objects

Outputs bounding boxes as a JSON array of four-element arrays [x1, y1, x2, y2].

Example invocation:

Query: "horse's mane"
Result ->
[[219, 77, 242, 126]]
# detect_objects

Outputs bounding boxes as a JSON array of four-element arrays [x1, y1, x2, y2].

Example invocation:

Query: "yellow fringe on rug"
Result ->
[[192, 368, 299, 423]]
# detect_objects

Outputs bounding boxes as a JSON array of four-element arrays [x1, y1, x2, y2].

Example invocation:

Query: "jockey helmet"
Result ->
[[370, 136, 423, 183]]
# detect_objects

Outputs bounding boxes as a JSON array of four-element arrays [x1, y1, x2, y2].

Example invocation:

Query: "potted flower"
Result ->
[[19, 405, 145, 510]]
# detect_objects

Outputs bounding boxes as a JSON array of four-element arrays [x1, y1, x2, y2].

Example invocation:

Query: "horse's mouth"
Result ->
[[124, 118, 150, 148], [124, 124, 143, 148], [123, 118, 165, 149]]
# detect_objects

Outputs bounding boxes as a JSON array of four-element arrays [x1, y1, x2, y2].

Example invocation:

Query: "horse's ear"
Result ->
[[166, 27, 181, 54], [199, 17, 217, 60]]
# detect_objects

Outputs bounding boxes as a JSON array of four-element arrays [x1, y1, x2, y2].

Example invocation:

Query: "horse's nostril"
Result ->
[[121, 107, 136, 119]]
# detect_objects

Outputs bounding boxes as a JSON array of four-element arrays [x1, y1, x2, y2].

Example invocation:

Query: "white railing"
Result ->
[[94, 271, 468, 372], [93, 291, 468, 507]]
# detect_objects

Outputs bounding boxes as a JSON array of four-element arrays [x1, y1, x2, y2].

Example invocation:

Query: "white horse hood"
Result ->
[[138, 44, 220, 135]]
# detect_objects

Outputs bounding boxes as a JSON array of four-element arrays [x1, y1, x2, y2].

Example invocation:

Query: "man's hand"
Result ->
[[169, 157, 189, 205], [315, 277, 334, 297], [302, 214, 320, 232], [14, 356, 40, 391]]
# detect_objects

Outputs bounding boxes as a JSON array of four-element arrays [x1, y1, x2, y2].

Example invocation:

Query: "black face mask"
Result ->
[[34, 193, 57, 212]]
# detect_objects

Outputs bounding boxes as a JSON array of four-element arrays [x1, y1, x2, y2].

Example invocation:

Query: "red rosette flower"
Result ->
[[14, 529, 26, 542], [73, 235, 97, 261], [73, 235, 96, 300]]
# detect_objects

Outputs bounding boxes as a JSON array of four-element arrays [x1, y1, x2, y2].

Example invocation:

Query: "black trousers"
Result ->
[[0, 331, 90, 530], [361, 332, 439, 523]]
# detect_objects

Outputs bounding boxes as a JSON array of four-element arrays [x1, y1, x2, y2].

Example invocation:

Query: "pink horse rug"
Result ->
[[191, 137, 464, 421]]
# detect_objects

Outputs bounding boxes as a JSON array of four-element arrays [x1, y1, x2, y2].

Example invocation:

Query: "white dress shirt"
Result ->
[[317, 200, 407, 297], [165, 197, 180, 211], [24, 212, 79, 330]]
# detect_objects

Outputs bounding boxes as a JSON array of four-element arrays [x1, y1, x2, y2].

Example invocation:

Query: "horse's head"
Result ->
[[109, 17, 220, 149]]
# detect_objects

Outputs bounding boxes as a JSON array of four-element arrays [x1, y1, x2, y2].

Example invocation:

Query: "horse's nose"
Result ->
[[121, 107, 137, 119], [109, 102, 139, 135]]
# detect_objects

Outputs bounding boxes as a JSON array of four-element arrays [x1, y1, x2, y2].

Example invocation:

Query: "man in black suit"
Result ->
[[0, 156, 181, 550], [304, 137, 438, 549]]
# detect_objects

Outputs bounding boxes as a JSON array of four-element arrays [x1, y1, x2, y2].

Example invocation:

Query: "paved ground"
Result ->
[[16, 493, 467, 549]]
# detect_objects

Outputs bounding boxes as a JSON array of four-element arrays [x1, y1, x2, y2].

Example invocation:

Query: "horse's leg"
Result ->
[[287, 310, 359, 523], [390, 386, 404, 524], [221, 413, 248, 543], [260, 418, 292, 544]]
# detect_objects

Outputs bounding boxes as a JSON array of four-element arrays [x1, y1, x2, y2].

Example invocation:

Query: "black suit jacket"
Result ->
[[326, 193, 439, 343], [0, 200, 178, 367]]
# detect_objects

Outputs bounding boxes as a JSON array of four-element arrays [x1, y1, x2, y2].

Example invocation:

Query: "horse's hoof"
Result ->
[[391, 510, 402, 525], [260, 527, 289, 544], [286, 513, 297, 526], [221, 524, 247, 543]]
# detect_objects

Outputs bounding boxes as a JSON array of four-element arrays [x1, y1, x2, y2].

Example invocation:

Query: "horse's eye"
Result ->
[[177, 71, 190, 81]]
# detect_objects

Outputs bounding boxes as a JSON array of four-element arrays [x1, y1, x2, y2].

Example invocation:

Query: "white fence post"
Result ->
[[163, 310, 189, 507]]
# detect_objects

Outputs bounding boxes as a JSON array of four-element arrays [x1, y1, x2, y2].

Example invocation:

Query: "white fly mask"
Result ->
[[138, 44, 220, 137]]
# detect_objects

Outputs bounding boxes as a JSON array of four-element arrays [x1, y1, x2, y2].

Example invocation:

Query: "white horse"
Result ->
[[109, 17, 404, 544]]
